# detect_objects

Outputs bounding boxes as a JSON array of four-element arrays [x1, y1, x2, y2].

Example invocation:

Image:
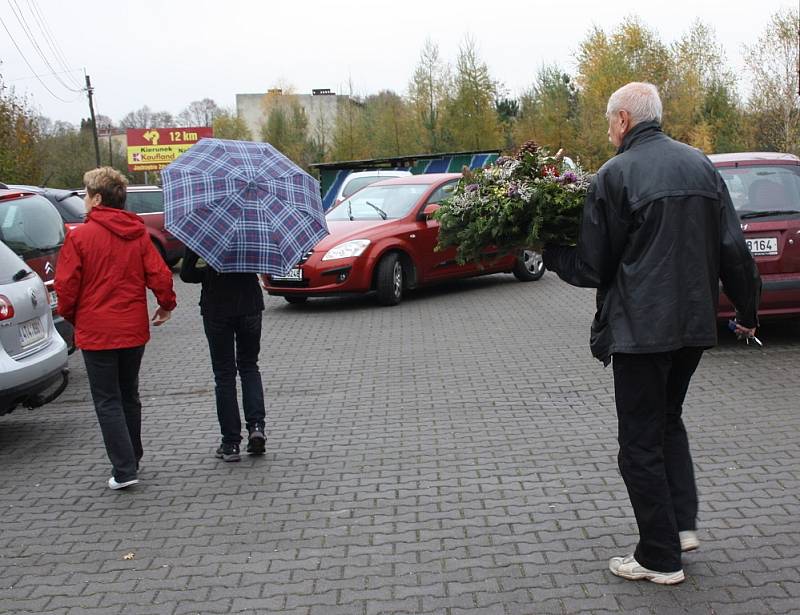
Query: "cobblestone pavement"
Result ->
[[1, 270, 799, 615]]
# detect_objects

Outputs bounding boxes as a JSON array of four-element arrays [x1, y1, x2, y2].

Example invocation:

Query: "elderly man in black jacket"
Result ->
[[544, 82, 761, 585]]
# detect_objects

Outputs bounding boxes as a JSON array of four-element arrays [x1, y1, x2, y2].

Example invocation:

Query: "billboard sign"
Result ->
[[126, 127, 213, 172]]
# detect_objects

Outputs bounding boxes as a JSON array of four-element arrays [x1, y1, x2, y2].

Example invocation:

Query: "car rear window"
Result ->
[[0, 195, 65, 258], [57, 194, 87, 221], [718, 165, 800, 213], [0, 240, 26, 284], [126, 191, 164, 214]]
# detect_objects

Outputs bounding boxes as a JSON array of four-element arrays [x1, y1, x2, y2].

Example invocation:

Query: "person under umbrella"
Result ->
[[163, 138, 329, 461], [179, 248, 265, 461]]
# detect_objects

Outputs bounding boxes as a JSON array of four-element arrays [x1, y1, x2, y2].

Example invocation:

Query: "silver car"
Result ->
[[0, 240, 68, 415]]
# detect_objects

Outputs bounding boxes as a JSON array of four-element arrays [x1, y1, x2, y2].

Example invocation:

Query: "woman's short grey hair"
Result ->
[[84, 166, 128, 209], [606, 82, 662, 125]]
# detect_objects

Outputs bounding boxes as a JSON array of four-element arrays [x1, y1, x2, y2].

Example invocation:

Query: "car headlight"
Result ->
[[322, 239, 371, 261]]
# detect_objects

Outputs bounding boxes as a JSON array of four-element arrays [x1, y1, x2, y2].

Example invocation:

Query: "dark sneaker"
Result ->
[[215, 442, 241, 462], [246, 427, 266, 455]]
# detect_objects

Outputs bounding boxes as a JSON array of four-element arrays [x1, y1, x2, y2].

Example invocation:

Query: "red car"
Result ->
[[123, 186, 185, 267], [0, 188, 75, 351], [711, 152, 800, 318], [75, 185, 184, 266], [264, 173, 544, 305]]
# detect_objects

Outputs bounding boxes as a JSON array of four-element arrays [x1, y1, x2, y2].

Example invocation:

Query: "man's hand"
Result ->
[[151, 307, 172, 326], [732, 322, 757, 338]]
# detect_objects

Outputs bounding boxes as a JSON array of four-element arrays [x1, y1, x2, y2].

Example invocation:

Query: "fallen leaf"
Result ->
[[123, 552, 135, 560]]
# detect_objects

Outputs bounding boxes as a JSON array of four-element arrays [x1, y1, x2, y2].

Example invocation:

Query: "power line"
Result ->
[[26, 0, 83, 90], [4, 67, 84, 83], [7, 0, 83, 93], [0, 14, 80, 103]]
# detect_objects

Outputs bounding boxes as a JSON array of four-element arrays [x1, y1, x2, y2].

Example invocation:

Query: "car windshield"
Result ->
[[0, 195, 65, 258], [327, 184, 428, 221], [342, 176, 383, 199], [718, 165, 800, 215]]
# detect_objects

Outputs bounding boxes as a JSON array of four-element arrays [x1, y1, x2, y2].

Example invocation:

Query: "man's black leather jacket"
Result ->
[[544, 121, 761, 364]]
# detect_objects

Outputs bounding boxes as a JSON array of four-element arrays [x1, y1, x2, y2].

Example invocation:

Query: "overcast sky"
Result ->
[[0, 0, 796, 126]]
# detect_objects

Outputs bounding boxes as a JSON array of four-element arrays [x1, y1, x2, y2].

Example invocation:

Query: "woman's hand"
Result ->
[[151, 307, 172, 326]]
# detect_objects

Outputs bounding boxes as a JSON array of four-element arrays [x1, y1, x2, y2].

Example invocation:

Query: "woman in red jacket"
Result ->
[[55, 167, 176, 490]]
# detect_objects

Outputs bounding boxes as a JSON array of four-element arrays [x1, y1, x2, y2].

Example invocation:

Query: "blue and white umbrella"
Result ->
[[162, 138, 328, 275]]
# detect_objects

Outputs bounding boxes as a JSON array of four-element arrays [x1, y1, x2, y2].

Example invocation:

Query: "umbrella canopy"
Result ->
[[162, 138, 328, 275]]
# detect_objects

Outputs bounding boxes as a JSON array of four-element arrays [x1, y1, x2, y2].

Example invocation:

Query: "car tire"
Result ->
[[513, 249, 545, 281], [284, 296, 308, 305], [375, 253, 403, 306]]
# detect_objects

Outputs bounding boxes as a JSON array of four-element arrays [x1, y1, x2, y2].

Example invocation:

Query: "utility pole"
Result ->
[[85, 74, 101, 167]]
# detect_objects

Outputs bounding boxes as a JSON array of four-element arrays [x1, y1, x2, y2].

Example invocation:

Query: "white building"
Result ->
[[236, 89, 350, 145]]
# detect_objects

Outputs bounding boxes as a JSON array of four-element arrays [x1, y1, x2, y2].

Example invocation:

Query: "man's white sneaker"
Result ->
[[108, 476, 139, 490], [609, 554, 685, 585], [679, 530, 699, 552]]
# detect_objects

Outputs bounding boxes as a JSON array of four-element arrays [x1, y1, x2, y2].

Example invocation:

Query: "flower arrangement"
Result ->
[[433, 141, 591, 264]]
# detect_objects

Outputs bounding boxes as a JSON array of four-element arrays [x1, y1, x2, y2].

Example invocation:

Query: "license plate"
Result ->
[[272, 268, 302, 281], [48, 290, 58, 308], [746, 237, 778, 256], [19, 318, 45, 348]]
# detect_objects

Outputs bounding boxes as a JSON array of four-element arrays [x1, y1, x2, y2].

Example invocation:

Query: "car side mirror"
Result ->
[[420, 203, 440, 220]]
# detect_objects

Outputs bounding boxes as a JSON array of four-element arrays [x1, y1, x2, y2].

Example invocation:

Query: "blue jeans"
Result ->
[[82, 346, 145, 483], [202, 312, 265, 444]]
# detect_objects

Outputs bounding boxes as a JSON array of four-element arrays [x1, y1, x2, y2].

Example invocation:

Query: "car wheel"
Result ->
[[284, 295, 308, 305], [376, 253, 403, 306], [513, 249, 545, 281]]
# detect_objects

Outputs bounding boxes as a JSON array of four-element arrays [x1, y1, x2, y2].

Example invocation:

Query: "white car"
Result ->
[[332, 170, 412, 207], [0, 240, 68, 415]]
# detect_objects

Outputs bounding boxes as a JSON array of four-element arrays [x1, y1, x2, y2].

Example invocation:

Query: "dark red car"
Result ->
[[77, 185, 184, 267], [263, 173, 544, 305], [711, 152, 800, 319], [122, 186, 185, 267], [0, 188, 74, 350]]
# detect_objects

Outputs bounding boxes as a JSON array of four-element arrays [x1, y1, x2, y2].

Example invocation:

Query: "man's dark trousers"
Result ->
[[82, 346, 145, 483], [202, 312, 265, 445], [612, 346, 704, 572]]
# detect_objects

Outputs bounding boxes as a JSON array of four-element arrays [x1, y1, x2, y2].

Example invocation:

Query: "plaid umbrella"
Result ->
[[162, 138, 328, 275]]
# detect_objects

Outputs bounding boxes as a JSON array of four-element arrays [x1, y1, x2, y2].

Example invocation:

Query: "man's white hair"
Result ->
[[606, 82, 662, 125]]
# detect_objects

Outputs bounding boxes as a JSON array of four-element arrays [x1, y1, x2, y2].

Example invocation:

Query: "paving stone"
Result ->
[[0, 273, 798, 614]]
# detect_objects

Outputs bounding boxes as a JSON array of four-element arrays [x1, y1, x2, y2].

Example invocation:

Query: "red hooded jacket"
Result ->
[[55, 205, 177, 350]]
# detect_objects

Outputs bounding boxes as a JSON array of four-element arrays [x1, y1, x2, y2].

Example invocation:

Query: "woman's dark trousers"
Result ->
[[82, 346, 145, 483], [202, 312, 265, 444], [612, 346, 703, 573]]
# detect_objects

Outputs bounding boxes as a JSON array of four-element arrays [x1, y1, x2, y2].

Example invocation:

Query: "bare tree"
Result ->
[[744, 7, 800, 151], [177, 98, 221, 127]]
